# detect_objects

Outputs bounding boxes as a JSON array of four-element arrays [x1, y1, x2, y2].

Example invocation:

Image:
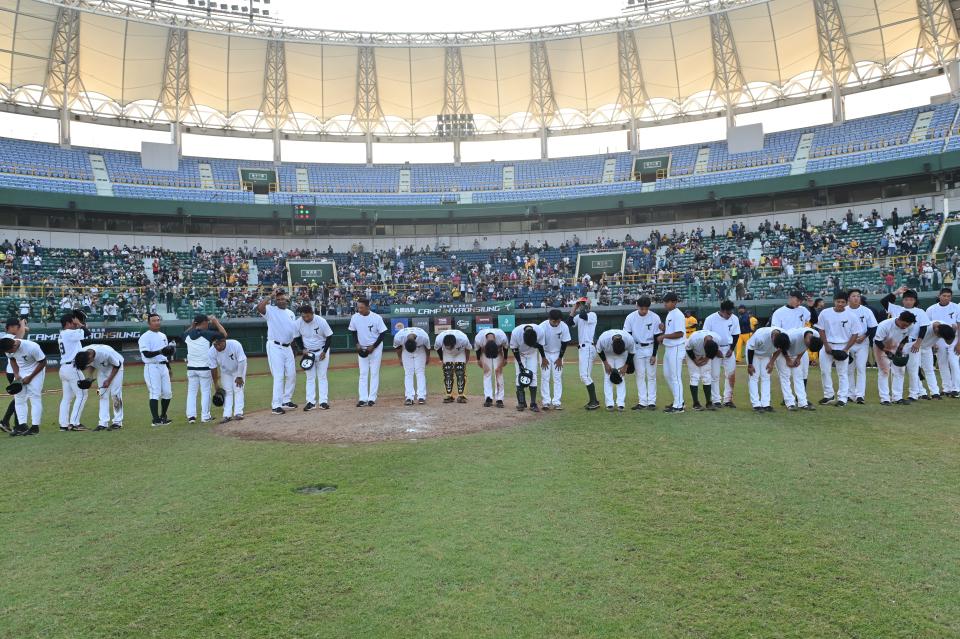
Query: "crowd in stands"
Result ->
[[1, 205, 957, 323]]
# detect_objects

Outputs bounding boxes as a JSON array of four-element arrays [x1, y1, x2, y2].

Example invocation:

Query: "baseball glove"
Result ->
[[300, 352, 316, 370], [609, 369, 624, 385], [5, 382, 22, 395], [358, 347, 369, 358], [830, 350, 849, 361], [161, 344, 177, 358], [625, 354, 636, 375], [212, 387, 226, 407], [72, 309, 87, 324], [77, 378, 94, 390], [517, 367, 533, 388], [890, 352, 909, 367]]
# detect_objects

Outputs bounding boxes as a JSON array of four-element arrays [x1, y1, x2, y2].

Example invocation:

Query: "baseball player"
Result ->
[[845, 289, 878, 404], [595, 329, 635, 411], [73, 344, 124, 431], [510, 323, 547, 412], [568, 297, 600, 410], [348, 298, 389, 407], [775, 327, 822, 411], [926, 288, 960, 398], [257, 288, 298, 414], [435, 328, 471, 403], [58, 310, 91, 432], [746, 326, 779, 412], [702, 300, 740, 408], [770, 292, 812, 384], [685, 329, 720, 411], [539, 309, 572, 410], [873, 312, 917, 405], [1, 317, 26, 433], [182, 314, 227, 423], [138, 313, 175, 426], [660, 292, 687, 414], [881, 287, 935, 400], [394, 326, 431, 405], [0, 336, 46, 436], [908, 317, 956, 400], [623, 296, 661, 411], [815, 292, 860, 407], [209, 336, 248, 422], [474, 328, 509, 408], [295, 305, 334, 411]]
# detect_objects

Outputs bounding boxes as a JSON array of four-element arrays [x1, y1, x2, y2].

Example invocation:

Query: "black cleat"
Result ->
[[319, 403, 330, 410], [283, 402, 298, 409], [73, 424, 88, 431], [724, 402, 736, 409], [495, 400, 504, 408], [835, 401, 846, 407], [693, 403, 705, 412], [631, 403, 644, 410], [647, 404, 656, 411], [706, 403, 717, 411], [94, 425, 109, 431], [881, 401, 892, 406], [585, 401, 600, 411], [109, 423, 121, 430], [0, 421, 10, 434], [456, 396, 467, 404], [517, 403, 527, 412], [484, 397, 493, 407], [272, 407, 285, 415], [443, 396, 455, 404], [818, 397, 833, 405], [932, 394, 942, 400], [26, 425, 38, 436], [367, 401, 376, 407], [160, 417, 172, 425], [617, 406, 624, 412], [606, 406, 615, 411], [786, 405, 798, 411], [418, 398, 426, 405], [764, 406, 774, 412], [188, 417, 197, 423], [895, 399, 908, 405], [530, 403, 540, 413], [404, 399, 414, 406], [219, 417, 232, 424], [303, 402, 316, 412], [920, 395, 931, 401], [752, 407, 764, 413], [663, 406, 684, 414], [151, 419, 163, 427], [856, 397, 865, 405], [712, 402, 722, 409], [356, 401, 366, 408], [800, 404, 816, 411]]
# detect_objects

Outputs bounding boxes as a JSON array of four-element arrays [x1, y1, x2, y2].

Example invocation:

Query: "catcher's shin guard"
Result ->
[[442, 362, 455, 395], [454, 362, 466, 395], [528, 386, 538, 404], [515, 387, 527, 407]]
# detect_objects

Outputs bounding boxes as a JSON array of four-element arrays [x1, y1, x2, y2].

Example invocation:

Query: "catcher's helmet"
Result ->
[[5, 382, 22, 395], [890, 353, 909, 367], [831, 350, 849, 361], [300, 351, 316, 370], [212, 387, 226, 407], [517, 368, 533, 388], [72, 309, 87, 324], [609, 369, 623, 385], [77, 378, 94, 390]]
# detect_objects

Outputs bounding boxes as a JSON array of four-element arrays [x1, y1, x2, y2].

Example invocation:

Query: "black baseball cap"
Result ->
[[663, 293, 679, 303]]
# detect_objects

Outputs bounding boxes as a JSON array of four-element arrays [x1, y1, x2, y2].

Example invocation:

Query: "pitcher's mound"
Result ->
[[214, 396, 550, 444]]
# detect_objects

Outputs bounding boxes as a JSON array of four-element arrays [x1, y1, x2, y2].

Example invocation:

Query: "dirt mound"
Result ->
[[214, 395, 549, 444]]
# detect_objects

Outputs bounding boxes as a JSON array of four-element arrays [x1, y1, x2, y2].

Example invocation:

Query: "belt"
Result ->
[[580, 343, 592, 348], [638, 343, 652, 347], [187, 366, 210, 371], [272, 340, 291, 347], [62, 360, 73, 365]]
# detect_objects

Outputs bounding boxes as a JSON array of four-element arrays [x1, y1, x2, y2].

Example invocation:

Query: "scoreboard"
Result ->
[[293, 204, 314, 222], [632, 155, 671, 183]]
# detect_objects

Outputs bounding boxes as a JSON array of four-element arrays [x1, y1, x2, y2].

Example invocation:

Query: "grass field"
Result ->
[[1, 355, 959, 638]]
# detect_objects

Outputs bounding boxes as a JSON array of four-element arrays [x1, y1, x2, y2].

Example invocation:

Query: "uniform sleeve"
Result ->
[[433, 334, 442, 350], [560, 323, 571, 341], [322, 320, 334, 338], [376, 316, 388, 333], [108, 350, 123, 367], [393, 332, 404, 348], [202, 329, 222, 342], [509, 331, 520, 349], [208, 347, 219, 369], [729, 320, 740, 337], [234, 344, 247, 363], [347, 315, 357, 331], [624, 334, 636, 351]]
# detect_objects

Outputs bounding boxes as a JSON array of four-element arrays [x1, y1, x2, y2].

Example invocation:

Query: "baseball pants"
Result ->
[[577, 344, 595, 386], [357, 345, 383, 403], [847, 343, 869, 401], [304, 352, 331, 405], [775, 357, 809, 408], [603, 352, 628, 408], [186, 369, 213, 421], [710, 350, 736, 404], [662, 345, 685, 409], [401, 350, 427, 401], [481, 355, 505, 401], [820, 345, 850, 401], [221, 373, 245, 418], [540, 350, 563, 406], [515, 352, 540, 387], [748, 355, 772, 408], [878, 362, 906, 402], [936, 339, 960, 393], [267, 341, 295, 408], [144, 362, 172, 400], [906, 346, 939, 398], [800, 351, 810, 380], [59, 363, 88, 428], [686, 358, 712, 385], [14, 369, 45, 426], [96, 367, 124, 427], [634, 345, 657, 406]]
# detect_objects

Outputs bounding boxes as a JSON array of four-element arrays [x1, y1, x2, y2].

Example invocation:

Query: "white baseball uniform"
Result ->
[[927, 301, 960, 394], [771, 304, 812, 379], [183, 326, 221, 420], [874, 318, 912, 402], [9, 339, 45, 426], [662, 308, 687, 409], [887, 302, 934, 399], [138, 330, 173, 401], [702, 312, 740, 404], [815, 307, 859, 402], [394, 327, 430, 401], [263, 304, 298, 409], [571, 310, 598, 386], [747, 327, 778, 408], [685, 330, 720, 386], [349, 311, 388, 403], [208, 339, 248, 418], [296, 315, 334, 406], [845, 305, 878, 401], [538, 319, 571, 407], [510, 324, 546, 388], [474, 328, 508, 402], [434, 329, 471, 363], [776, 327, 815, 408], [623, 309, 662, 407], [58, 326, 88, 428], [596, 329, 636, 408], [86, 344, 124, 428]]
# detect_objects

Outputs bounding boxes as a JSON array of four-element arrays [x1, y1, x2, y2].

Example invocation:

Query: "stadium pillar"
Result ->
[[272, 129, 282, 165], [453, 138, 461, 165], [628, 118, 638, 154], [58, 109, 71, 148], [170, 122, 182, 156], [365, 132, 374, 165], [831, 87, 846, 123], [540, 128, 549, 160]]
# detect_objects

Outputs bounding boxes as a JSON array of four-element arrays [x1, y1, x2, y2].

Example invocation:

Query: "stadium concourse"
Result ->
[[0, 206, 954, 323]]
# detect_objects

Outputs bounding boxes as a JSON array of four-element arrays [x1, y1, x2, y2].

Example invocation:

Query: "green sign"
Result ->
[[239, 168, 278, 194], [633, 155, 671, 182], [498, 314, 516, 333], [287, 260, 339, 288], [576, 251, 626, 279], [389, 300, 515, 316]]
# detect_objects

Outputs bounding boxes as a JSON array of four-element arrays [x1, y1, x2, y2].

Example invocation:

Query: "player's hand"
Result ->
[[317, 352, 326, 361], [695, 356, 708, 367], [603, 362, 612, 374], [954, 343, 960, 356], [554, 358, 563, 370], [765, 360, 775, 374], [856, 335, 866, 344], [656, 335, 664, 343], [878, 358, 890, 375], [649, 356, 657, 366], [824, 344, 833, 355], [478, 359, 485, 370], [618, 365, 628, 375], [540, 356, 549, 370], [748, 364, 756, 376], [911, 343, 920, 353], [235, 377, 244, 388], [725, 350, 734, 359], [101, 379, 111, 389]]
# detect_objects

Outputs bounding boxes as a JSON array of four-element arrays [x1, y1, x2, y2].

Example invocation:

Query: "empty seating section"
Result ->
[[1, 103, 959, 204]]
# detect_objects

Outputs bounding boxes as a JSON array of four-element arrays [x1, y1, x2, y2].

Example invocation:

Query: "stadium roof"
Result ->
[[0, 0, 957, 142]]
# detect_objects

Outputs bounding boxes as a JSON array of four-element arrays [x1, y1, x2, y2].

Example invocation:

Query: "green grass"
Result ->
[[2, 355, 959, 638]]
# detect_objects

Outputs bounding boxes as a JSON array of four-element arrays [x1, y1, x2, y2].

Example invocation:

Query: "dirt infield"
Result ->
[[214, 396, 549, 444]]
